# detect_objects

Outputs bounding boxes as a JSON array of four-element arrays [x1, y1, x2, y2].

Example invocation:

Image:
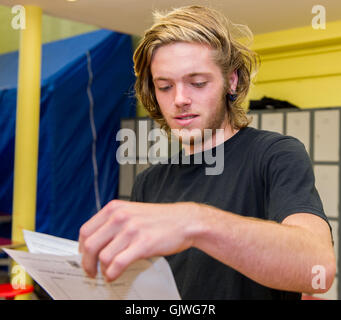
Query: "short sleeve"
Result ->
[[262, 137, 328, 225]]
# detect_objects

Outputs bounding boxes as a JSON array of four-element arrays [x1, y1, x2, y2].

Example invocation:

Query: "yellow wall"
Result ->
[[0, 5, 98, 55], [248, 20, 341, 109]]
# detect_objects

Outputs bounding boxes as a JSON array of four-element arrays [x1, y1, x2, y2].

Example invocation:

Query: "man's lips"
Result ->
[[174, 114, 199, 126]]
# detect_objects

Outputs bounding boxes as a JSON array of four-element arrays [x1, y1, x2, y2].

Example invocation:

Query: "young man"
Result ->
[[79, 6, 336, 299]]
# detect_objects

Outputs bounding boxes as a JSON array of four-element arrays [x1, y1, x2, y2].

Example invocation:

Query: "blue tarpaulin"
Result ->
[[0, 30, 136, 240]]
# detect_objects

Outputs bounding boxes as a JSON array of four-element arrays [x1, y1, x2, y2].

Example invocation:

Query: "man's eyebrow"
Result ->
[[187, 72, 212, 78], [153, 76, 170, 81], [153, 72, 212, 81]]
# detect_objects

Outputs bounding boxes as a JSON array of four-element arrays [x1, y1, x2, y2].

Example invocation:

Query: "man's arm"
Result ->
[[192, 204, 335, 294], [78, 200, 336, 294]]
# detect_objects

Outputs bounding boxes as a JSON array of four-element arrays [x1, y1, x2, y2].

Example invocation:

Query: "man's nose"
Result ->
[[174, 85, 191, 108]]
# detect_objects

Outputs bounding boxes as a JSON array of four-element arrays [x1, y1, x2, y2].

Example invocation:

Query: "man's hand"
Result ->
[[78, 200, 201, 282]]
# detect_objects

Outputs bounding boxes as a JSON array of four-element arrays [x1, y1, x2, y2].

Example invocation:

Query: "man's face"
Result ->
[[151, 42, 231, 146]]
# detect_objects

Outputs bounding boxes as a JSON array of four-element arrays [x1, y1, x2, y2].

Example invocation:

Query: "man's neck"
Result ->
[[183, 125, 239, 155]]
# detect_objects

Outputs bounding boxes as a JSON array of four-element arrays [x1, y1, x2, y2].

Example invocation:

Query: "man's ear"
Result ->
[[228, 70, 238, 93]]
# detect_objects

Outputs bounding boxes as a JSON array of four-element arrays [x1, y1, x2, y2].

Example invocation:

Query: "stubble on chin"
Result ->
[[167, 106, 229, 155]]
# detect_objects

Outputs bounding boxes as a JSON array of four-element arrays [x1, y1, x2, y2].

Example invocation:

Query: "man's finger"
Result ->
[[81, 211, 129, 277], [78, 199, 128, 252], [104, 244, 145, 282], [99, 230, 131, 276]]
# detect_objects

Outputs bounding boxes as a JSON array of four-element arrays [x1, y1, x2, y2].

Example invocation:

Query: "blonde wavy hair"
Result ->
[[133, 5, 260, 133]]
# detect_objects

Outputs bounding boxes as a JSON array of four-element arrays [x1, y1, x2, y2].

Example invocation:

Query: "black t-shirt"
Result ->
[[130, 126, 330, 300]]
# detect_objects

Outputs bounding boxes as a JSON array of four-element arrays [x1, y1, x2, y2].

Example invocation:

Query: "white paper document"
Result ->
[[3, 230, 181, 300], [23, 229, 79, 256]]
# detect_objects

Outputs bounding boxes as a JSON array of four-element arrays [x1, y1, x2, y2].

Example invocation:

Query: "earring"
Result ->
[[228, 91, 237, 102]]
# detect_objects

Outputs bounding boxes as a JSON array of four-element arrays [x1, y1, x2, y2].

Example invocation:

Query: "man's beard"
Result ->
[[170, 96, 229, 148]]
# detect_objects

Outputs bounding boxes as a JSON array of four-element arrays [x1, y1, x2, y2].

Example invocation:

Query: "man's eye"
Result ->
[[158, 86, 171, 92], [192, 82, 207, 88]]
